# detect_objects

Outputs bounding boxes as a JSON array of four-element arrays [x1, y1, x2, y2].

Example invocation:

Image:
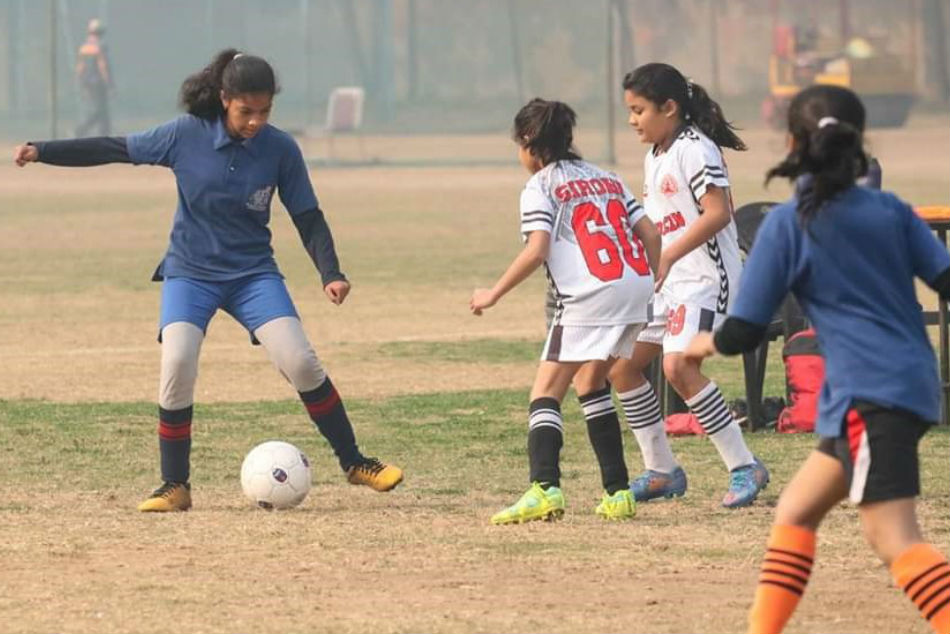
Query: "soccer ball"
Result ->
[[240, 441, 312, 510]]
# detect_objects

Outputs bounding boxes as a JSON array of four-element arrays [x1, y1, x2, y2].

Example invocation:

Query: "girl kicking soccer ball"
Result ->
[[684, 84, 950, 634], [471, 98, 661, 524], [610, 63, 768, 508], [13, 50, 403, 511]]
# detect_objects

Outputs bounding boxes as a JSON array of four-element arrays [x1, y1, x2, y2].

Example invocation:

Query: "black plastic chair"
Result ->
[[735, 201, 808, 430]]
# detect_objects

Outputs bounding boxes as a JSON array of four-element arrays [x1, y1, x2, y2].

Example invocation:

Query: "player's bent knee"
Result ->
[[573, 362, 610, 395], [661, 356, 688, 390], [859, 504, 923, 565], [773, 502, 821, 531], [253, 317, 328, 391], [860, 521, 906, 565], [279, 347, 327, 392]]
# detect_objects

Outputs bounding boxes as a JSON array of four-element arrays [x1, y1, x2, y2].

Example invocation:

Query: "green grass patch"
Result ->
[[2, 391, 947, 510], [377, 338, 543, 363]]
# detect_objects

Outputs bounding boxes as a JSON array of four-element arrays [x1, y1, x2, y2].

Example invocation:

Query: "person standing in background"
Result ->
[[75, 18, 113, 137]]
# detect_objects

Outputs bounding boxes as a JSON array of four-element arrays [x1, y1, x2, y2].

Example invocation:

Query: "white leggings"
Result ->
[[159, 317, 327, 410]]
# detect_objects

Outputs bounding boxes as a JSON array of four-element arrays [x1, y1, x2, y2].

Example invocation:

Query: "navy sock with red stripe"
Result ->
[[299, 378, 363, 472], [158, 405, 192, 483]]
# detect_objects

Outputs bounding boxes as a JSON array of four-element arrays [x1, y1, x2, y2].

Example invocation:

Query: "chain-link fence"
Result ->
[[1, 0, 946, 164]]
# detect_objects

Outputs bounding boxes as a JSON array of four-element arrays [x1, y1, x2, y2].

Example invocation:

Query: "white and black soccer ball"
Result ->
[[240, 441, 312, 510]]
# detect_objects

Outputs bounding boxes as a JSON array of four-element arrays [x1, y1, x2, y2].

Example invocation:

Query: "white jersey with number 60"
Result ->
[[520, 159, 654, 327]]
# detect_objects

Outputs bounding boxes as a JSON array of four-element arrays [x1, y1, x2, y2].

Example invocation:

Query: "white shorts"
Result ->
[[541, 323, 644, 362], [637, 296, 725, 354]]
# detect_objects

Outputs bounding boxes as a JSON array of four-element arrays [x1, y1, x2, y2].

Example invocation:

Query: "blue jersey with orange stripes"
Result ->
[[730, 183, 950, 435]]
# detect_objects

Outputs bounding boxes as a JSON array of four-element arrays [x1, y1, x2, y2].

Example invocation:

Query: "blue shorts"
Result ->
[[159, 273, 299, 344]]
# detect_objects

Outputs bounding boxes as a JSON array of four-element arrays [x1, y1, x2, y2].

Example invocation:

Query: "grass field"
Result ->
[[0, 116, 948, 633]]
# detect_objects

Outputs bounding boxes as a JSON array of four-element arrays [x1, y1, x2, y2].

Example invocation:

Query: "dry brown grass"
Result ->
[[0, 118, 947, 633]]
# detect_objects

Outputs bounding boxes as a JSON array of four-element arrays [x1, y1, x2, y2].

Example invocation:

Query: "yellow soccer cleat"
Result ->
[[137, 481, 192, 512], [491, 482, 565, 525], [346, 457, 404, 492], [595, 488, 636, 520]]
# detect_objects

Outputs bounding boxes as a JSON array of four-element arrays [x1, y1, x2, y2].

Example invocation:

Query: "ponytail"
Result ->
[[512, 98, 582, 165], [179, 48, 279, 120], [622, 63, 746, 151], [179, 48, 238, 119], [684, 82, 746, 151], [766, 85, 868, 224]]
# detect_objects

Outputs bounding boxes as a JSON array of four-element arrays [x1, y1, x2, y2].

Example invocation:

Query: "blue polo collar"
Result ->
[[212, 117, 264, 157]]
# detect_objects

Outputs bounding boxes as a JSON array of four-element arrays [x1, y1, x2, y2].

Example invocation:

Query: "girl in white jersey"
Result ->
[[471, 98, 661, 524], [611, 63, 769, 508]]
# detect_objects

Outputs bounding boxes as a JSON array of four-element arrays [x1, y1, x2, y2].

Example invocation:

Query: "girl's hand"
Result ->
[[682, 331, 718, 362], [654, 251, 675, 292], [324, 280, 351, 305], [470, 288, 498, 316], [13, 144, 38, 167]]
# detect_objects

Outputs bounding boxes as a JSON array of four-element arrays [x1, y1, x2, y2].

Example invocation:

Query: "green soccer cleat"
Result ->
[[491, 482, 565, 525], [595, 488, 636, 520]]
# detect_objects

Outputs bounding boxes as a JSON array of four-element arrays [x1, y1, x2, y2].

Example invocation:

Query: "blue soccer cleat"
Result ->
[[629, 466, 688, 502], [722, 457, 769, 508]]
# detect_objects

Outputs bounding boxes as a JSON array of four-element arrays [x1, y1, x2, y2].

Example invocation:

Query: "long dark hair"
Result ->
[[766, 84, 869, 223], [179, 49, 279, 120], [512, 98, 582, 165], [622, 63, 746, 151]]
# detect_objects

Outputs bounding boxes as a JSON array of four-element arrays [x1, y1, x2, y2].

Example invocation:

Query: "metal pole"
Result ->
[[604, 0, 616, 165], [301, 0, 311, 127], [57, 0, 80, 116], [206, 0, 215, 53], [709, 0, 721, 96], [506, 0, 525, 105], [49, 0, 58, 138], [839, 0, 850, 45], [373, 0, 395, 120], [241, 0, 250, 50], [911, 0, 922, 95], [338, 0, 368, 87], [7, 0, 20, 114], [616, 0, 635, 73], [408, 0, 418, 102], [15, 0, 26, 115]]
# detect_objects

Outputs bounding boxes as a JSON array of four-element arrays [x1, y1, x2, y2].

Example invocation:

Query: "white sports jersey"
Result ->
[[520, 160, 654, 326], [643, 125, 742, 313]]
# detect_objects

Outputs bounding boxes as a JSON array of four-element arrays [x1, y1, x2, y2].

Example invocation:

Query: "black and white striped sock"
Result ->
[[617, 382, 678, 474], [579, 386, 628, 495], [527, 397, 563, 488], [685, 381, 754, 471]]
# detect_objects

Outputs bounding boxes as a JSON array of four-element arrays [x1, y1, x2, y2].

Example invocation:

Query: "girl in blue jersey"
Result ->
[[13, 49, 403, 511], [684, 85, 950, 634]]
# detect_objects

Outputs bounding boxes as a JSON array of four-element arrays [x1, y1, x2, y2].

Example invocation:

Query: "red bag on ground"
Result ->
[[665, 412, 705, 436], [777, 328, 824, 433]]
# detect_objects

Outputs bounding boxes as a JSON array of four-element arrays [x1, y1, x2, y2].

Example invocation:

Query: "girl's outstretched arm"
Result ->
[[471, 230, 550, 315], [14, 137, 131, 167]]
